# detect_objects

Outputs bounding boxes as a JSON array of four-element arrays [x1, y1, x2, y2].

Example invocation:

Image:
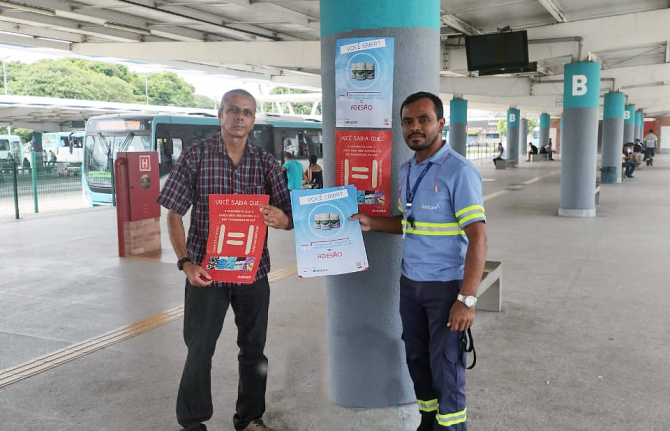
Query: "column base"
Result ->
[[601, 171, 621, 184], [558, 208, 596, 218]]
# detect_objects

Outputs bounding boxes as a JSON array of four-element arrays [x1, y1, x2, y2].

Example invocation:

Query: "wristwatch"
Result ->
[[457, 294, 477, 308], [177, 257, 191, 271]]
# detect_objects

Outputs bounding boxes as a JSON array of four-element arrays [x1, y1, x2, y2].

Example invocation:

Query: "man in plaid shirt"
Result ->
[[158, 89, 292, 431]]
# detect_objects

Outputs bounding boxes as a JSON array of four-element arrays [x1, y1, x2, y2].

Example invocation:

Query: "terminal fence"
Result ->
[[466, 142, 497, 164], [0, 155, 88, 222]]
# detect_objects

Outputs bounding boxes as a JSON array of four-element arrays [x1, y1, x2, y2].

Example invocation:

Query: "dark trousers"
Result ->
[[623, 161, 636, 177], [177, 277, 270, 431], [400, 276, 467, 431], [645, 148, 655, 165]]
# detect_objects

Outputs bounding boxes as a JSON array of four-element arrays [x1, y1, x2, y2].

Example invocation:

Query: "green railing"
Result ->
[[0, 155, 88, 221]]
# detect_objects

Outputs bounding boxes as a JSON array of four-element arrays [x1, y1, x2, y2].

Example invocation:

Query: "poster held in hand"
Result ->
[[202, 194, 269, 284], [291, 185, 369, 278]]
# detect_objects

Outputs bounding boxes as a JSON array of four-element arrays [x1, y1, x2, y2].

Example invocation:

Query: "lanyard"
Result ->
[[405, 162, 433, 227]]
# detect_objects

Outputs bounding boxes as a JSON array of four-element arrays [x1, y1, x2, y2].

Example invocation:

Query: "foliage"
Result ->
[[0, 127, 33, 143], [1, 58, 213, 109], [497, 120, 507, 137]]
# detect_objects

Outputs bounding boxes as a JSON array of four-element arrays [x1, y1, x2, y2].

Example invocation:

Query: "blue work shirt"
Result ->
[[398, 142, 486, 282]]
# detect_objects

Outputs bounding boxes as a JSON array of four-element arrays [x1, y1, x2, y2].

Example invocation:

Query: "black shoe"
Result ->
[[626, 175, 634, 178]]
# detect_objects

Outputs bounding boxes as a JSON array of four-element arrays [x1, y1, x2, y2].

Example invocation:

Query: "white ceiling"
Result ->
[[0, 0, 668, 116]]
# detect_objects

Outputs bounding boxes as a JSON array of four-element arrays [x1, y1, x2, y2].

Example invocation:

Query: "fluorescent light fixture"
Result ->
[[0, 0, 55, 16], [103, 21, 151, 36]]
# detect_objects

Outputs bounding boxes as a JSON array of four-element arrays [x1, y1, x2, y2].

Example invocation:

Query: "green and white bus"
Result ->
[[82, 113, 323, 206]]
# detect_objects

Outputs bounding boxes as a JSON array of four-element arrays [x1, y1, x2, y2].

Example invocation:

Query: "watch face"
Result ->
[[465, 296, 476, 307]]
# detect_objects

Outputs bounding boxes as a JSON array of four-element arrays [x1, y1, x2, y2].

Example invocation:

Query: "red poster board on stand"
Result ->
[[335, 130, 392, 216], [202, 194, 269, 284]]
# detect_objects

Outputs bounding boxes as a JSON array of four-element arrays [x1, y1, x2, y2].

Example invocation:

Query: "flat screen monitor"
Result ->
[[465, 31, 529, 72]]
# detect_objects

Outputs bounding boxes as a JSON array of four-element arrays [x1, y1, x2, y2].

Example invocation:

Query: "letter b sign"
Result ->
[[572, 75, 588, 96], [509, 113, 516, 123], [624, 110, 631, 120]]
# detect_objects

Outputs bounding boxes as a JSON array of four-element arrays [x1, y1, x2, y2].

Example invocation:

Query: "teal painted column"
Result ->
[[321, 0, 439, 408], [635, 110, 643, 142], [559, 62, 601, 218], [539, 113, 550, 148], [450, 97, 467, 157], [507, 108, 520, 165], [520, 117, 528, 158], [601, 92, 625, 184], [624, 104, 635, 145]]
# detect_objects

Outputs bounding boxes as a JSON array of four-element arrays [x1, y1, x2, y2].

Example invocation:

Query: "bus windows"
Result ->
[[157, 137, 183, 177], [250, 126, 272, 154], [0, 140, 9, 152]]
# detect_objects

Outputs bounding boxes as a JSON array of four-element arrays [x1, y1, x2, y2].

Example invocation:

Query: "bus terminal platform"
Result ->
[[1, 155, 669, 431]]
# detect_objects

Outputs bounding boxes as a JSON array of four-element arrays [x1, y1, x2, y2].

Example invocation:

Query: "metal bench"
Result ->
[[476, 260, 502, 312], [595, 183, 601, 205]]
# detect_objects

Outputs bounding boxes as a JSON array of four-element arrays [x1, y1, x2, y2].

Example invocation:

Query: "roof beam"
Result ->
[[537, 0, 567, 23], [440, 13, 482, 35]]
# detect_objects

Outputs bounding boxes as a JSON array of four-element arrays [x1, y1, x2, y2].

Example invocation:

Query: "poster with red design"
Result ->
[[202, 194, 269, 284], [335, 130, 392, 216]]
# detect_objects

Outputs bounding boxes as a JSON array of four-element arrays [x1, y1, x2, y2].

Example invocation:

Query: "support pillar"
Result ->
[[601, 92, 625, 184], [539, 113, 550, 148], [635, 110, 643, 142], [559, 62, 601, 218], [321, 0, 439, 408], [450, 97, 467, 157], [624, 104, 635, 145], [520, 117, 529, 156], [507, 108, 520, 166]]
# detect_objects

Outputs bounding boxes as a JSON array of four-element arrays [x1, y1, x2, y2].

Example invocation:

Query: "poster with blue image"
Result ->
[[290, 185, 369, 278], [335, 37, 394, 128]]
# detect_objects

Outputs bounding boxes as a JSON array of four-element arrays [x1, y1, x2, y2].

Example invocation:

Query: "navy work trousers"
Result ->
[[400, 276, 467, 431], [176, 277, 270, 431]]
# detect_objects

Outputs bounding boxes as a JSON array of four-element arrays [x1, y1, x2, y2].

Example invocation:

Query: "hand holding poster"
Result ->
[[202, 194, 269, 284], [291, 185, 369, 278]]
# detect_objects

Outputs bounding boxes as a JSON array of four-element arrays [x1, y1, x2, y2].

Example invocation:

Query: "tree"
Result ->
[[144, 72, 196, 107], [10, 59, 136, 102], [497, 120, 507, 137], [0, 126, 32, 143], [194, 94, 218, 110]]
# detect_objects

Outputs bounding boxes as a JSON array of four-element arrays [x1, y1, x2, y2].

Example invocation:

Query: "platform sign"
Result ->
[[335, 130, 392, 216], [291, 186, 369, 278], [202, 194, 269, 284], [335, 37, 394, 128]]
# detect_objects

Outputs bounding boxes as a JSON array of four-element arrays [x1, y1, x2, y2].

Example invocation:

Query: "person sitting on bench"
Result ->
[[525, 142, 538, 162], [492, 142, 504, 164], [622, 144, 636, 178]]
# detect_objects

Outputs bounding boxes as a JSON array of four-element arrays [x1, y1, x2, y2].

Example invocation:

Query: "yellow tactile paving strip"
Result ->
[[0, 169, 554, 388], [0, 265, 297, 389]]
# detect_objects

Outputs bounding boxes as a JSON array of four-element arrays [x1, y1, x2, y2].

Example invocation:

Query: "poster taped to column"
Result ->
[[335, 37, 394, 129], [202, 194, 269, 284], [335, 130, 392, 216], [290, 185, 369, 278]]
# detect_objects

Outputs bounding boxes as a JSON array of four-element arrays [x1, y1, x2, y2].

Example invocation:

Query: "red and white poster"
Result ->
[[202, 194, 269, 284], [335, 130, 392, 216]]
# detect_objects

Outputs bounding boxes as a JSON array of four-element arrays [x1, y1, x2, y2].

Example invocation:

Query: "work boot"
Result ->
[[242, 418, 275, 431]]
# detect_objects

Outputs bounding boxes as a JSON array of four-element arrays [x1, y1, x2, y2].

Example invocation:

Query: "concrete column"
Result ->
[[539, 113, 550, 148], [520, 118, 529, 157], [601, 92, 625, 184], [449, 97, 467, 157], [559, 62, 601, 218], [321, 0, 439, 408], [507, 108, 520, 165], [624, 104, 635, 145], [635, 110, 643, 142]]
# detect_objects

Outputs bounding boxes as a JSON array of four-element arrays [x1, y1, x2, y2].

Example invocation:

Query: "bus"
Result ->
[[0, 135, 25, 165], [42, 132, 85, 167], [82, 113, 323, 206]]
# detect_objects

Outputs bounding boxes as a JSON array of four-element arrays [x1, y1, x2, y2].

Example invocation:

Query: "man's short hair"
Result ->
[[284, 151, 293, 159], [649, 129, 654, 133], [221, 89, 257, 111], [400, 91, 444, 120]]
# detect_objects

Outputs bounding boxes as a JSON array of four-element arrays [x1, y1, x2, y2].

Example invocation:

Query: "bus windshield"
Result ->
[[84, 132, 151, 190]]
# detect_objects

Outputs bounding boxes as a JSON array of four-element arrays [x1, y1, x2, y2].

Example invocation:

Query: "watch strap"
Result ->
[[177, 257, 191, 271]]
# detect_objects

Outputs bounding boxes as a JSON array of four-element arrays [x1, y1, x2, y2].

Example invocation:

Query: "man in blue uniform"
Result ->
[[352, 92, 487, 431]]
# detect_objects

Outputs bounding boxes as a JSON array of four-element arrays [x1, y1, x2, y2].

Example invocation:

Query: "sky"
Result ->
[[0, 45, 272, 102]]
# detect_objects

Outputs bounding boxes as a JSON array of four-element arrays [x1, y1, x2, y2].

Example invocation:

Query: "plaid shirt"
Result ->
[[157, 132, 292, 287]]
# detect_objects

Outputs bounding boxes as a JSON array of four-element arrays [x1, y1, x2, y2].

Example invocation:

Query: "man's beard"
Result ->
[[406, 132, 438, 151]]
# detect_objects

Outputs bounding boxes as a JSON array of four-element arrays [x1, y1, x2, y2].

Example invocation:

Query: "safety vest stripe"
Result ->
[[417, 398, 438, 412], [455, 205, 485, 218], [401, 220, 460, 228], [436, 408, 467, 427], [458, 213, 486, 226], [403, 229, 465, 236]]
